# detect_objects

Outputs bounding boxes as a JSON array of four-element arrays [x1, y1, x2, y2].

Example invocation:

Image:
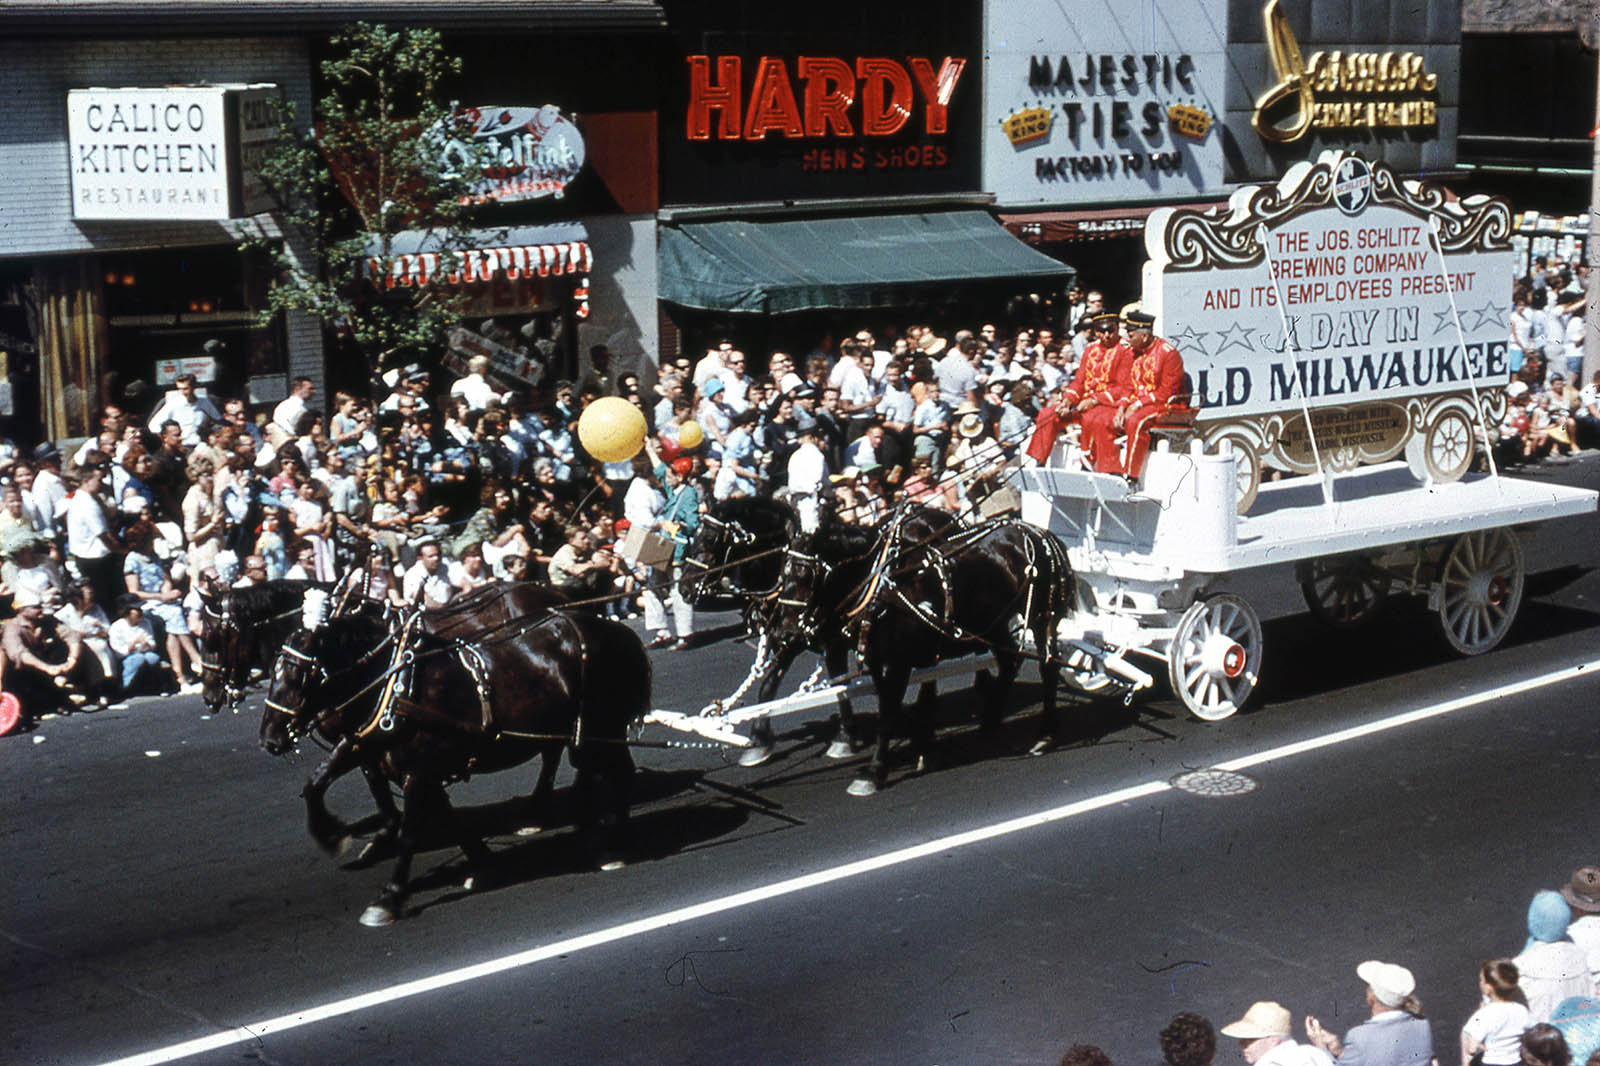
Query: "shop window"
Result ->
[[100, 245, 285, 410]]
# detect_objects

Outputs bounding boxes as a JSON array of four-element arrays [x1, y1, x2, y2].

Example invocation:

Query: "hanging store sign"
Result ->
[[1251, 0, 1438, 144], [431, 105, 586, 203], [1142, 151, 1512, 474], [983, 0, 1227, 206], [67, 84, 280, 221]]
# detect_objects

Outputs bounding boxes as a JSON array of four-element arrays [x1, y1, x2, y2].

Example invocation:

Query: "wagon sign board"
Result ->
[[1142, 151, 1513, 506]]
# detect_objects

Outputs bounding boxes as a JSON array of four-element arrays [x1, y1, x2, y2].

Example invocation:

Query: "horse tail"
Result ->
[[1025, 526, 1075, 662]]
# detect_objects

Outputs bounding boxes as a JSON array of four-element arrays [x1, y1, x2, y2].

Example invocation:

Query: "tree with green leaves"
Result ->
[[242, 22, 495, 385]]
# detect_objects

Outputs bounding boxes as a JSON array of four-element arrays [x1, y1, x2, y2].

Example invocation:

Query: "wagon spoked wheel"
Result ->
[[1436, 528, 1524, 655], [1423, 407, 1476, 484], [1299, 557, 1388, 629], [1167, 594, 1263, 721], [1211, 433, 1261, 514]]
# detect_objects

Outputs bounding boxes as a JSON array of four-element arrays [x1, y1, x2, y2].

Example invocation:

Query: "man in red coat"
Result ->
[[1114, 307, 1187, 479], [1024, 311, 1130, 471]]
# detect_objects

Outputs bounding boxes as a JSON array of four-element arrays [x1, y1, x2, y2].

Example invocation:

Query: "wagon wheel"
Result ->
[[1210, 433, 1261, 514], [1435, 528, 1524, 655], [1298, 556, 1389, 629], [1421, 407, 1476, 484], [1167, 594, 1263, 721]]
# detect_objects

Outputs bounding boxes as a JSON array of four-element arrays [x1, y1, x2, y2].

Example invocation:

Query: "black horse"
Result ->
[[769, 512, 1074, 795], [679, 496, 798, 616], [741, 503, 960, 766], [261, 588, 649, 926], [199, 579, 331, 713]]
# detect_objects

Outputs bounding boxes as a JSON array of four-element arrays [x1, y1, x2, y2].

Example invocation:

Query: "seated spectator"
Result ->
[[54, 581, 116, 692], [1058, 1046, 1115, 1066], [401, 539, 453, 608], [548, 526, 616, 605], [447, 541, 492, 595], [107, 594, 171, 696], [1561, 866, 1600, 995], [1218, 1001, 1332, 1066], [1305, 961, 1431, 1066], [1161, 1012, 1217, 1066], [283, 542, 318, 582], [3, 587, 112, 718], [1520, 1025, 1572, 1066], [1518, 891, 1595, 1022], [122, 517, 202, 691], [1463, 958, 1533, 1066]]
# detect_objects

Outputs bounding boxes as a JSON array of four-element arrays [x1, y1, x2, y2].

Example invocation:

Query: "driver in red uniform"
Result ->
[[1024, 310, 1130, 471], [1114, 306, 1187, 479]]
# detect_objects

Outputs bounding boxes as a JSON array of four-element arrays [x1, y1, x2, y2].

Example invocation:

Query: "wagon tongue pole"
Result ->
[[1256, 222, 1332, 506]]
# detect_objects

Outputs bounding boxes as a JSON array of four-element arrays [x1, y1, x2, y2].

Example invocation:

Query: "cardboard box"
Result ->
[[620, 525, 676, 568], [978, 485, 1022, 518]]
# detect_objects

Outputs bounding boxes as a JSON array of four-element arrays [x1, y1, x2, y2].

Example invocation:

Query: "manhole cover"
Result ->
[[1170, 768, 1258, 797]]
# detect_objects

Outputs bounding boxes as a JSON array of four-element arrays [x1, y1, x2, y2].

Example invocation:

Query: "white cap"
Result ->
[[1357, 960, 1415, 1007]]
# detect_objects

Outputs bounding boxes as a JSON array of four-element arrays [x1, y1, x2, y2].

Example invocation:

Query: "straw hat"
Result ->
[[918, 333, 948, 357], [1219, 1002, 1292, 1039]]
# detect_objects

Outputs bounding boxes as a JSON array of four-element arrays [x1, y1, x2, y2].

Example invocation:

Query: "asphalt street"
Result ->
[[4, 455, 1599, 1066]]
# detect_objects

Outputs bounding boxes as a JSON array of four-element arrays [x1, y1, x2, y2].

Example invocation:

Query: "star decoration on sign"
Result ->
[[1432, 306, 1456, 337], [1171, 324, 1211, 357], [1472, 299, 1506, 332], [1213, 321, 1256, 355]]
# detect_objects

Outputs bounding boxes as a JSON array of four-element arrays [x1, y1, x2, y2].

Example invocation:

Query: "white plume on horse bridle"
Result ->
[[301, 588, 330, 632]]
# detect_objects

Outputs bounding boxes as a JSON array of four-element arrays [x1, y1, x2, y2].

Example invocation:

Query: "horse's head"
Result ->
[[198, 590, 239, 713], [767, 532, 832, 651], [260, 589, 332, 755], [680, 512, 741, 604]]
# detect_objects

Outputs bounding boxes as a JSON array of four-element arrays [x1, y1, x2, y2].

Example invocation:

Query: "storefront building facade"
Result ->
[[0, 30, 321, 444], [985, 0, 1460, 310], [655, 0, 1074, 359]]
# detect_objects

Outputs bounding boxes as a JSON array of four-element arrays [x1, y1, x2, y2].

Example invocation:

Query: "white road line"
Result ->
[[90, 658, 1598, 1066]]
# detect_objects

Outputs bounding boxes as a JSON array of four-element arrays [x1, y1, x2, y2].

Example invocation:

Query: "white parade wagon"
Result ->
[[647, 152, 1596, 745]]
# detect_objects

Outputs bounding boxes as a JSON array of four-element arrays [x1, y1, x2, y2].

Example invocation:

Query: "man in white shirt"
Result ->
[[29, 444, 69, 531], [273, 377, 316, 436], [786, 425, 828, 533], [401, 540, 454, 608], [830, 338, 878, 442], [146, 374, 222, 447], [717, 350, 755, 413], [450, 355, 500, 411]]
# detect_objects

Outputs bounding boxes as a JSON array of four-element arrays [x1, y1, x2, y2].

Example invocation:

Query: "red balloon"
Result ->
[[658, 434, 682, 461]]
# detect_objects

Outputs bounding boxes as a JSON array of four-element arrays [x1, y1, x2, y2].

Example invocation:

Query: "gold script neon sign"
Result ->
[[1251, 0, 1438, 143]]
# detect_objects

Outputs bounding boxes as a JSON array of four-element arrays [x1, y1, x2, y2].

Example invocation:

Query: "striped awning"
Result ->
[[368, 240, 592, 288]]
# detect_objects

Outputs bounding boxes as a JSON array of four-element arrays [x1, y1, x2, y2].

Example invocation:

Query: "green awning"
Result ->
[[658, 210, 1075, 314]]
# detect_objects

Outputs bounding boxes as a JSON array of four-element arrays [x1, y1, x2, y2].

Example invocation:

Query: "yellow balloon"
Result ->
[[676, 419, 704, 451], [578, 396, 647, 463]]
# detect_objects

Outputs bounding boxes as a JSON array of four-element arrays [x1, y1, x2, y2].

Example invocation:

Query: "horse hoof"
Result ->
[[330, 836, 358, 862], [514, 825, 544, 837], [462, 875, 476, 892], [599, 857, 627, 872], [1028, 738, 1055, 757], [824, 739, 856, 760], [737, 744, 774, 768], [846, 778, 879, 797], [914, 755, 928, 774], [359, 904, 398, 928]]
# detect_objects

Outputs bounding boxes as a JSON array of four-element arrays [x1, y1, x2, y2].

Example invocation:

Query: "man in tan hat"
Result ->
[[1305, 961, 1432, 1066], [1562, 864, 1600, 994], [1219, 1001, 1333, 1066]]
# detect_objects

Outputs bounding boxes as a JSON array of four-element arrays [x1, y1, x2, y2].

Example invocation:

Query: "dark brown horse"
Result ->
[[260, 584, 647, 925], [199, 579, 330, 713], [679, 496, 798, 615], [768, 512, 1074, 795], [741, 503, 960, 766]]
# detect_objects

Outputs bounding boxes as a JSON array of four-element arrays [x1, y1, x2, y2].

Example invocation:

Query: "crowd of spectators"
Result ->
[[0, 296, 1113, 723], [1499, 257, 1597, 467], [1, 257, 1595, 726], [1057, 865, 1600, 1066]]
